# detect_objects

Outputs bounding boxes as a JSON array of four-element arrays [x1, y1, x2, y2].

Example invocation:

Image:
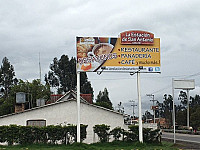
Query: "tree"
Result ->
[[0, 57, 18, 99], [45, 55, 93, 98], [95, 88, 113, 110], [0, 79, 51, 116], [0, 57, 18, 116], [178, 91, 187, 109], [189, 95, 200, 129], [176, 109, 187, 126], [143, 110, 153, 122], [157, 94, 173, 127], [11, 79, 51, 108], [190, 107, 200, 130], [190, 94, 200, 107]]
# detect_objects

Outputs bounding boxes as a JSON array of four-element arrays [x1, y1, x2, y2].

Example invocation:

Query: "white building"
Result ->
[[0, 91, 126, 143]]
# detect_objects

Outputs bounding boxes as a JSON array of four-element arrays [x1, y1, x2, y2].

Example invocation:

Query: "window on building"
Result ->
[[27, 120, 46, 127]]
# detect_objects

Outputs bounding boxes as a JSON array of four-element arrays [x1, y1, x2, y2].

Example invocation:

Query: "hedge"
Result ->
[[94, 124, 161, 143], [0, 124, 161, 145], [0, 124, 87, 145]]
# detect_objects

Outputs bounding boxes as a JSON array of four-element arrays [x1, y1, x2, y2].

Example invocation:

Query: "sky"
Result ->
[[0, 0, 200, 116]]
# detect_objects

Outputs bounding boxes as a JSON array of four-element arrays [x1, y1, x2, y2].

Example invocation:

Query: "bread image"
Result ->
[[81, 63, 92, 71]]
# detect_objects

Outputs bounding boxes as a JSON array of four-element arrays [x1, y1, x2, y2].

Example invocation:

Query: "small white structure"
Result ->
[[0, 90, 125, 143]]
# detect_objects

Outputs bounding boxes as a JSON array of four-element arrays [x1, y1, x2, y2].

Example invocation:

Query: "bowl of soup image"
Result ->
[[87, 43, 114, 57]]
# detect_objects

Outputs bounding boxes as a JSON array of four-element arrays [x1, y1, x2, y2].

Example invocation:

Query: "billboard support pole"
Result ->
[[77, 72, 81, 143], [137, 71, 143, 143], [172, 78, 176, 143], [187, 89, 190, 128]]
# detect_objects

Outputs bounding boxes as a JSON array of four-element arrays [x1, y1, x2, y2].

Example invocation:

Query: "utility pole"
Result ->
[[146, 94, 157, 123], [130, 100, 137, 119], [186, 89, 190, 128], [39, 52, 41, 84]]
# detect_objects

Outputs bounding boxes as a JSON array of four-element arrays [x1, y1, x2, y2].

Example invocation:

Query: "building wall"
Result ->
[[0, 100, 124, 143]]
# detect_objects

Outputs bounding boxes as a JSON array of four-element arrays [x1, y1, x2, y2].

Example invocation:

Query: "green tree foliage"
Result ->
[[0, 57, 18, 99], [190, 107, 200, 130], [157, 93, 200, 129], [175, 91, 188, 126], [178, 91, 187, 108], [176, 109, 187, 126], [11, 79, 51, 108], [0, 79, 50, 116], [0, 57, 18, 116], [95, 88, 113, 110], [190, 94, 200, 107], [45, 55, 93, 98], [143, 110, 153, 122], [189, 95, 200, 129], [161, 94, 173, 126]]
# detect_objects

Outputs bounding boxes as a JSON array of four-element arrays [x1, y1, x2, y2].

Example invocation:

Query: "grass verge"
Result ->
[[0, 141, 179, 150]]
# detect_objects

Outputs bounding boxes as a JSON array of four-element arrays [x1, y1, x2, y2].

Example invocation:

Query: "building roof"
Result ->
[[56, 90, 89, 104], [0, 90, 122, 119]]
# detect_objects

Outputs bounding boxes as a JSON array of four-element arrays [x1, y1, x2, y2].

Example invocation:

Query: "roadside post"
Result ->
[[77, 72, 81, 143]]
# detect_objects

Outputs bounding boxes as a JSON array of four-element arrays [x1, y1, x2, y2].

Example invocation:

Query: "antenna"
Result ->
[[39, 52, 41, 84]]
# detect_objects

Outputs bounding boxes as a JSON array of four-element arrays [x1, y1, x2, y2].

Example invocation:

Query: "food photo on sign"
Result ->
[[76, 37, 117, 72]]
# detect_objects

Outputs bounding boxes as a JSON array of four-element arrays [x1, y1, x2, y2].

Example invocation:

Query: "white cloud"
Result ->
[[0, 0, 200, 116]]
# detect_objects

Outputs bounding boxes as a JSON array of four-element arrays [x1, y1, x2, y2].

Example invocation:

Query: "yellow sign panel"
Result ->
[[77, 35, 160, 72], [104, 38, 160, 67]]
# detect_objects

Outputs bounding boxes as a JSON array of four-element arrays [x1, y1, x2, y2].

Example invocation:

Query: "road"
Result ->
[[162, 132, 200, 144]]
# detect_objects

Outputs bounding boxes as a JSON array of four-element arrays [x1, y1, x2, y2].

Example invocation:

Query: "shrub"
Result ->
[[5, 125, 19, 145], [93, 124, 110, 142], [0, 124, 87, 145], [110, 127, 122, 141]]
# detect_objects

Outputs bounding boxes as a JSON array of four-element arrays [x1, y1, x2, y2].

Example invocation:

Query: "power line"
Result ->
[[89, 71, 200, 81]]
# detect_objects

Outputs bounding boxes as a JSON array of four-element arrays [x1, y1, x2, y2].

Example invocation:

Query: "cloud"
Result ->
[[0, 0, 200, 116]]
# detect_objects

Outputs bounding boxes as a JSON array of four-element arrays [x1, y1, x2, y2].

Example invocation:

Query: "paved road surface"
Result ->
[[162, 132, 200, 144]]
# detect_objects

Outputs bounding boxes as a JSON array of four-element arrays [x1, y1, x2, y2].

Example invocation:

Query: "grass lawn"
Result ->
[[0, 141, 179, 150]]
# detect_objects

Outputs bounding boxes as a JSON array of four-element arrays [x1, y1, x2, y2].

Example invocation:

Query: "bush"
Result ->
[[0, 124, 87, 145], [110, 127, 122, 141], [122, 125, 161, 143], [5, 125, 19, 145], [93, 124, 110, 142], [124, 125, 139, 142]]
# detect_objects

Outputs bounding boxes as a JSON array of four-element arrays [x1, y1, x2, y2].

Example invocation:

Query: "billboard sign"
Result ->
[[77, 31, 160, 72], [173, 79, 195, 90]]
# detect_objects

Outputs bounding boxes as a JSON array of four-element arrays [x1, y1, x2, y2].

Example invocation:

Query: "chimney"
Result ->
[[15, 104, 25, 113], [80, 94, 93, 104]]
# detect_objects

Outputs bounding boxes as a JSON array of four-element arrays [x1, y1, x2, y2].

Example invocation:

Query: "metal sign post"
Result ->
[[137, 72, 143, 143], [172, 78, 176, 143], [77, 72, 81, 142], [186, 89, 190, 128]]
